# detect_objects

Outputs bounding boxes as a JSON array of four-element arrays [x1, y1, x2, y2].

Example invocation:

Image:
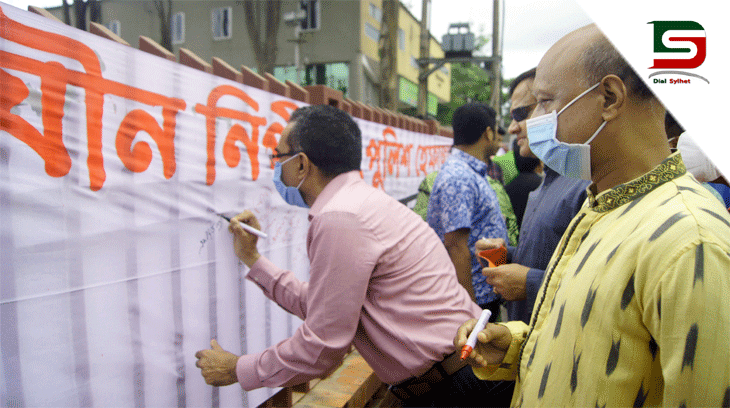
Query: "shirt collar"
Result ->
[[451, 148, 488, 177], [587, 152, 686, 213], [308, 170, 363, 221]]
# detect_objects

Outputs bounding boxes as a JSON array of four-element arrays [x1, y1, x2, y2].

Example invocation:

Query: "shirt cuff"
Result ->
[[471, 320, 528, 381], [506, 245, 516, 263], [236, 353, 263, 391], [246, 256, 277, 294]]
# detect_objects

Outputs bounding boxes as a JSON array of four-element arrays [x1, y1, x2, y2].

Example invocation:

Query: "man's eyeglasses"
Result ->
[[269, 151, 302, 162], [510, 103, 537, 122]]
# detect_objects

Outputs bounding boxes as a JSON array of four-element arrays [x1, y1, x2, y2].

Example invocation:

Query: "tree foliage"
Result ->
[[436, 62, 492, 125]]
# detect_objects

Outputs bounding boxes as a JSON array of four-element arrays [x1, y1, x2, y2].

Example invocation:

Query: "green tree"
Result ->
[[436, 62, 492, 125]]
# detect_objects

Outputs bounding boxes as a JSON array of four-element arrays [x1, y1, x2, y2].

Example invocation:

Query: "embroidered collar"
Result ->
[[588, 153, 686, 213], [450, 148, 488, 177]]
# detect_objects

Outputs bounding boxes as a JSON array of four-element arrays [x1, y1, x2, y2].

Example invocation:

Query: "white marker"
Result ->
[[218, 214, 268, 239], [460, 309, 492, 360]]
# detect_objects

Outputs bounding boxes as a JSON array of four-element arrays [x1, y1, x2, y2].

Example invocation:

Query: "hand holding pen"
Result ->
[[453, 312, 513, 368], [223, 210, 265, 267]]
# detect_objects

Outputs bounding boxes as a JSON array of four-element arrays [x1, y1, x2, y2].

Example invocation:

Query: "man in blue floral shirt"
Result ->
[[427, 103, 508, 320]]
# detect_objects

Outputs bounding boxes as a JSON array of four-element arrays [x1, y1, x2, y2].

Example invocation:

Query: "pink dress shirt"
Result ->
[[236, 171, 482, 390]]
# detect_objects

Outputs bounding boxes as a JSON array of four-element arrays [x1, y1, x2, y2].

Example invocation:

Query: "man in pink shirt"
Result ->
[[195, 105, 503, 406]]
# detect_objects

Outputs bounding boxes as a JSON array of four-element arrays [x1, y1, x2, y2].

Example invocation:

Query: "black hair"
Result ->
[[513, 138, 540, 173], [452, 103, 496, 146], [287, 105, 362, 176], [509, 67, 536, 97], [579, 36, 655, 100], [665, 111, 685, 139]]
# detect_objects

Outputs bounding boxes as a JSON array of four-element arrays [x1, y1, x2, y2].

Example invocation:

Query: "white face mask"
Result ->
[[526, 83, 607, 180], [677, 132, 720, 182]]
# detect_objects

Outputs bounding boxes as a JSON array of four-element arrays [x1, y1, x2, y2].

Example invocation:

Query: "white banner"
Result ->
[[0, 3, 451, 407]]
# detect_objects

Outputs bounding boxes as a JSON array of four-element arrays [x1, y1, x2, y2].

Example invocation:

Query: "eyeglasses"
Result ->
[[269, 150, 302, 162], [510, 103, 537, 122]]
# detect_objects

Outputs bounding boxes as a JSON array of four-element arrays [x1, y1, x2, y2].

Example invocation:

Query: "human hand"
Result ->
[[454, 319, 512, 368], [195, 339, 240, 387], [482, 263, 530, 301], [229, 210, 261, 267], [476, 237, 506, 252]]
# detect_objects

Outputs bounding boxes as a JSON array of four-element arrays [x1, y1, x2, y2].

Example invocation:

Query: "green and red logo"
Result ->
[[649, 21, 706, 69]]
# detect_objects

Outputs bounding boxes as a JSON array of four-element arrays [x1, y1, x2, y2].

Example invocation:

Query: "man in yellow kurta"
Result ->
[[455, 24, 730, 407]]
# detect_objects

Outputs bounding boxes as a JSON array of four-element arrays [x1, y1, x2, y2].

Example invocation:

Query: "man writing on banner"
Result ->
[[455, 24, 730, 407], [195, 105, 504, 407]]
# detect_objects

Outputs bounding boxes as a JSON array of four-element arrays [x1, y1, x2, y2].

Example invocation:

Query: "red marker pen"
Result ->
[[460, 309, 492, 360]]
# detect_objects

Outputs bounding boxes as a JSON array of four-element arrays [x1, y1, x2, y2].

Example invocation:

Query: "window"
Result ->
[[398, 28, 405, 51], [273, 66, 300, 84], [172, 12, 185, 44], [108, 20, 120, 36], [368, 3, 381, 22], [299, 0, 320, 31], [365, 23, 379, 42], [303, 62, 349, 97], [212, 7, 232, 40]]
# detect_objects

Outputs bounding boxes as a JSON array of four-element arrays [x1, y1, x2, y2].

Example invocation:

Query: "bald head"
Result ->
[[538, 24, 654, 101]]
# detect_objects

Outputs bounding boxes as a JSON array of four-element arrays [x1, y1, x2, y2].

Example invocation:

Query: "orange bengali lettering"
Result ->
[[365, 127, 414, 189], [262, 100, 299, 169], [0, 9, 186, 190], [194, 85, 267, 184], [415, 145, 450, 176]]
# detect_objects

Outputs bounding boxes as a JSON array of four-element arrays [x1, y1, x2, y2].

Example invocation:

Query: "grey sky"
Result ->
[[405, 0, 593, 78], [4, 0, 593, 78]]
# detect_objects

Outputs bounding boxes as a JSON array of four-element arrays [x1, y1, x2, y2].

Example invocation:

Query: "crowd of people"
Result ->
[[195, 23, 730, 407]]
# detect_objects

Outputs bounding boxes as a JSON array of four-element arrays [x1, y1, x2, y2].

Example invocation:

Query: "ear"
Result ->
[[483, 127, 494, 143], [599, 74, 626, 121], [297, 153, 311, 176]]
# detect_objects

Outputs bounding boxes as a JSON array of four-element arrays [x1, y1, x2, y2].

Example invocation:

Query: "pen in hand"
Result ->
[[460, 309, 492, 360], [217, 213, 268, 239]]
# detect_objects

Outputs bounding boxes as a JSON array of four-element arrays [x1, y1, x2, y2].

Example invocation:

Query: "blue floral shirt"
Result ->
[[427, 148, 508, 305]]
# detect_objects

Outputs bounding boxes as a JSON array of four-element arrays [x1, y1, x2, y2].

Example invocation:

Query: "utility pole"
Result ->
[[379, 0, 399, 111], [417, 0, 430, 117], [490, 0, 503, 122]]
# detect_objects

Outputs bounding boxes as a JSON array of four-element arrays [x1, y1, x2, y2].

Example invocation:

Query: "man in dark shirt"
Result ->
[[505, 138, 542, 228], [480, 68, 589, 324]]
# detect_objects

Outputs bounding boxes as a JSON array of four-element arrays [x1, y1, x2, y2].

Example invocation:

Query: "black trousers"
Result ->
[[399, 365, 515, 408]]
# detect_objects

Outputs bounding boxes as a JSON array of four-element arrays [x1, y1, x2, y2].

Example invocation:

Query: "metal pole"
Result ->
[[490, 0, 502, 122], [294, 25, 301, 84], [417, 0, 430, 117]]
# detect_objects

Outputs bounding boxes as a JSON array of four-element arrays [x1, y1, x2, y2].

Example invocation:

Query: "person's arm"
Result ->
[[643, 240, 730, 406], [230, 210, 308, 318], [235, 211, 382, 391], [444, 228, 476, 302]]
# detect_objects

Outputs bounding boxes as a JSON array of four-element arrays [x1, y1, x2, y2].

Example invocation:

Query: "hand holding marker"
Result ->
[[217, 213, 268, 239], [460, 309, 492, 360]]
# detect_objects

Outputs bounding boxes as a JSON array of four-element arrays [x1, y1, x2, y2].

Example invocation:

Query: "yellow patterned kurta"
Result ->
[[474, 153, 730, 407]]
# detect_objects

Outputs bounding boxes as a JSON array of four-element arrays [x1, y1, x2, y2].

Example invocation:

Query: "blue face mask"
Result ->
[[526, 83, 607, 180], [273, 154, 309, 208]]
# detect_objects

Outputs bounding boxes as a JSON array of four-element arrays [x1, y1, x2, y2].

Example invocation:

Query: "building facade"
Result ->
[[46, 0, 451, 116]]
